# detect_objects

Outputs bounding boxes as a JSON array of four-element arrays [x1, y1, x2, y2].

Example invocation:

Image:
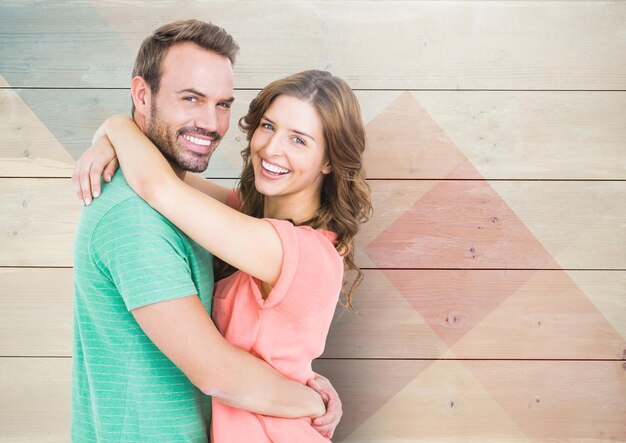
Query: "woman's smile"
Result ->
[[260, 158, 291, 177]]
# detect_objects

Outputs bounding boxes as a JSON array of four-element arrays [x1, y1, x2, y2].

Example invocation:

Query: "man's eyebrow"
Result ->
[[176, 89, 235, 103], [177, 88, 207, 97], [261, 116, 315, 141]]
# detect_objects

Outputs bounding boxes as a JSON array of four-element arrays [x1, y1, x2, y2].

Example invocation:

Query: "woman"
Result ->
[[74, 70, 372, 442]]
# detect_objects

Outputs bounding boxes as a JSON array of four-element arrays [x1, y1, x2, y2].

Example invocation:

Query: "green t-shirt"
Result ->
[[72, 171, 214, 442]]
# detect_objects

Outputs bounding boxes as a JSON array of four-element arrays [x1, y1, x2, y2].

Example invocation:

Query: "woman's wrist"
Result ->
[[106, 114, 133, 134]]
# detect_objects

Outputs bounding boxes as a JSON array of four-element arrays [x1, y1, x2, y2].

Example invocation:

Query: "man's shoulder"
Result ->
[[94, 170, 143, 209], [83, 195, 190, 265], [78, 172, 176, 238]]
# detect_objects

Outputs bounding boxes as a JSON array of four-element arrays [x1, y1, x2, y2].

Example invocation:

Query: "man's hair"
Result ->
[[131, 19, 239, 114]]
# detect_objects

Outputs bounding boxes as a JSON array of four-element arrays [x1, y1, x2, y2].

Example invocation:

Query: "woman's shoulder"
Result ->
[[299, 226, 340, 259], [266, 219, 339, 257], [266, 220, 343, 296], [260, 220, 343, 308]]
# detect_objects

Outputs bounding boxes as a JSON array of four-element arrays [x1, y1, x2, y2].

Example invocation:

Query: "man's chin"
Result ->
[[187, 165, 209, 173], [178, 157, 210, 173], [160, 146, 211, 173]]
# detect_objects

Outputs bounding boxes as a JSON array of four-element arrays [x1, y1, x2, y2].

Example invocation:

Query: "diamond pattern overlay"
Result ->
[[3, 15, 625, 438]]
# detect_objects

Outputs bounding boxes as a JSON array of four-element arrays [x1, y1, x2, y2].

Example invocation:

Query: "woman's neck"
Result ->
[[263, 192, 321, 225]]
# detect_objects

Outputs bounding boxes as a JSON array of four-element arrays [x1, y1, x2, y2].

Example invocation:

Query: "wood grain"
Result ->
[[0, 177, 234, 267], [0, 357, 71, 443], [326, 269, 626, 360], [0, 178, 79, 267], [2, 268, 623, 360], [357, 180, 626, 270], [1, 1, 624, 441], [3, 88, 626, 179], [312, 359, 626, 442], [3, 179, 624, 269], [2, 1, 626, 90], [0, 268, 73, 357], [2, 358, 623, 442]]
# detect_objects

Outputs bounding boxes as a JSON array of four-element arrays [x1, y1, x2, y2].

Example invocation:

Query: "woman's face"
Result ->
[[250, 95, 331, 202]]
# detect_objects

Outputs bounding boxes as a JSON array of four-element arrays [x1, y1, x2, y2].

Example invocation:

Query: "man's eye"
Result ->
[[183, 96, 198, 103], [218, 102, 232, 109]]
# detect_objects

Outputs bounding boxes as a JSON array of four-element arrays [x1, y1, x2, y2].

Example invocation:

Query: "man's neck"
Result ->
[[133, 112, 187, 181], [171, 164, 187, 180]]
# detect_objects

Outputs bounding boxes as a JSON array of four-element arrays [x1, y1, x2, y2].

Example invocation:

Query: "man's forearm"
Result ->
[[200, 342, 325, 418], [132, 295, 325, 418]]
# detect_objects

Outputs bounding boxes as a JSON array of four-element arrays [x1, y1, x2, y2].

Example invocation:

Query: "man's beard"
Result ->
[[145, 103, 221, 173]]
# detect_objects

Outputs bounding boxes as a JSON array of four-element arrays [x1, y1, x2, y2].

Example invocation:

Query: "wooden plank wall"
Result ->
[[1, 1, 625, 441]]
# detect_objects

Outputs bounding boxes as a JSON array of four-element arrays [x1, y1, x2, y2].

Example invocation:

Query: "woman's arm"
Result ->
[[103, 115, 283, 286], [183, 174, 233, 205], [72, 138, 232, 205]]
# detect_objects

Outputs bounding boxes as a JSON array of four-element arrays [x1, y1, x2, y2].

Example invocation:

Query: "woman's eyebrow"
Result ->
[[293, 129, 315, 142], [261, 116, 315, 141]]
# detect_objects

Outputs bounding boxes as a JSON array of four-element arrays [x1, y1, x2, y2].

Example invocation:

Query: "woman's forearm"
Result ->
[[183, 174, 234, 204], [103, 115, 179, 200]]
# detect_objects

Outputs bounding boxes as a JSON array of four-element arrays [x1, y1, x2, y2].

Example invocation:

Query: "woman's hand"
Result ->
[[71, 123, 119, 205]]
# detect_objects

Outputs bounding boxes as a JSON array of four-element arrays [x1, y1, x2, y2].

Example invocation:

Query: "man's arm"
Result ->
[[132, 294, 326, 418], [309, 374, 343, 438]]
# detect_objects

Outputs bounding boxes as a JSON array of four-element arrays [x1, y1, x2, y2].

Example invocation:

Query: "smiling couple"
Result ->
[[71, 19, 371, 442]]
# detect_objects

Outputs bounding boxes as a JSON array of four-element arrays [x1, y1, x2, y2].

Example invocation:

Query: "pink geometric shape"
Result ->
[[380, 269, 541, 348], [364, 91, 469, 178], [366, 160, 560, 270]]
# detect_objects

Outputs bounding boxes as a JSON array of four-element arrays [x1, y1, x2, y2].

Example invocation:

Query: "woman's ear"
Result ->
[[131, 76, 151, 117], [322, 162, 332, 175]]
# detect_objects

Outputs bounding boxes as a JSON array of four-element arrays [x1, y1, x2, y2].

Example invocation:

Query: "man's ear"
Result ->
[[131, 76, 151, 118]]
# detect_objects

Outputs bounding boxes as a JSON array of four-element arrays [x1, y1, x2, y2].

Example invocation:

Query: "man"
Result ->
[[72, 20, 339, 442]]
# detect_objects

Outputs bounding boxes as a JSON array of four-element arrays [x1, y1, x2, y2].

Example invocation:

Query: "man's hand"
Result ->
[[71, 124, 119, 205], [308, 373, 343, 439]]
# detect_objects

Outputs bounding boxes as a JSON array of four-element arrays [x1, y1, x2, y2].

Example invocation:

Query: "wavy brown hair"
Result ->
[[217, 70, 372, 308]]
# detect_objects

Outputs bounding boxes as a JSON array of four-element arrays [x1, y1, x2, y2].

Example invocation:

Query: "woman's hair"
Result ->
[[221, 70, 372, 308]]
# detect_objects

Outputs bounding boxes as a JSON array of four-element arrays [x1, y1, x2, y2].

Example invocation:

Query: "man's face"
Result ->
[[144, 42, 234, 172]]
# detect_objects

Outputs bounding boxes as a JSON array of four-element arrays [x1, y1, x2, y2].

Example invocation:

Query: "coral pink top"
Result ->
[[210, 197, 343, 442]]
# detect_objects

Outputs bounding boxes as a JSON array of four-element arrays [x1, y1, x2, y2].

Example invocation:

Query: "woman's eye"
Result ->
[[293, 136, 305, 145], [261, 123, 274, 131]]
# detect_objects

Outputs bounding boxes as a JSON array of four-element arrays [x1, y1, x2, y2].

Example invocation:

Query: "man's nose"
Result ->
[[195, 106, 219, 134]]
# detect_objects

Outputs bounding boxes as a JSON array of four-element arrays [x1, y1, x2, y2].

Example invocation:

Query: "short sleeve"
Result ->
[[225, 188, 242, 210], [260, 219, 343, 309], [90, 198, 198, 311]]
